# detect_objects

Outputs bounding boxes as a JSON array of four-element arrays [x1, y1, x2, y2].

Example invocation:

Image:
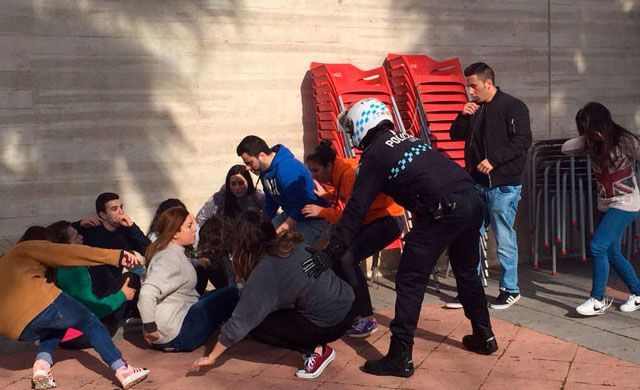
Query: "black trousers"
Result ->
[[250, 304, 357, 355], [195, 253, 234, 295], [390, 187, 491, 352], [332, 215, 403, 318]]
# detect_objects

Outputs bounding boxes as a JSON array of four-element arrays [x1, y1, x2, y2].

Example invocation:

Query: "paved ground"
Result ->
[[370, 254, 640, 365], [2, 256, 640, 389]]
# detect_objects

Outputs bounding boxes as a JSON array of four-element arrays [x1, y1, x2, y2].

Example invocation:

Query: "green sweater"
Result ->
[[56, 266, 126, 318]]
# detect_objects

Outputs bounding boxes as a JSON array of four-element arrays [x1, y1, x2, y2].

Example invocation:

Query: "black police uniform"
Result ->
[[310, 129, 493, 363]]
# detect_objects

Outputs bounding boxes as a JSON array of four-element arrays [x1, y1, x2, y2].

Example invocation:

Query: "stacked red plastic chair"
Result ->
[[310, 62, 405, 158], [384, 54, 467, 167], [310, 62, 407, 277]]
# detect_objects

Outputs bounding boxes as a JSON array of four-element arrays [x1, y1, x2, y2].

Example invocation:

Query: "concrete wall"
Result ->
[[1, 0, 638, 249]]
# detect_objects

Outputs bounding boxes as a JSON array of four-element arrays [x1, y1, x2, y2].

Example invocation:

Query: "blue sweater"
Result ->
[[260, 145, 327, 221]]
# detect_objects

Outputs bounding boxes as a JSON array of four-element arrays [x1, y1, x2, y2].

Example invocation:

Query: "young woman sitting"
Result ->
[[148, 198, 231, 294], [138, 207, 238, 352], [0, 226, 149, 389], [196, 164, 265, 224], [192, 210, 356, 379]]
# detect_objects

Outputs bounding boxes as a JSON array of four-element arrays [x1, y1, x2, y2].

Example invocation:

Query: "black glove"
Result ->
[[301, 249, 334, 279], [301, 240, 345, 279]]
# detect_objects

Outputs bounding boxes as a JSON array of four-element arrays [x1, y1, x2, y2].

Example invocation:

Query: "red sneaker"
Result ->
[[295, 345, 336, 379]]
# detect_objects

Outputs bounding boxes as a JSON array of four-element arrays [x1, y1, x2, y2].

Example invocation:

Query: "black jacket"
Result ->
[[74, 222, 150, 297], [449, 88, 532, 187], [331, 130, 473, 248]]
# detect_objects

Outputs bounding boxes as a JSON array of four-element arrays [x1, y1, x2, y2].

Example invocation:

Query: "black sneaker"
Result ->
[[462, 324, 498, 355], [489, 290, 520, 310]]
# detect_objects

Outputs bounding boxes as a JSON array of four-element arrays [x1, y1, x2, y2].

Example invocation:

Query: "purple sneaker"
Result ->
[[346, 317, 378, 338]]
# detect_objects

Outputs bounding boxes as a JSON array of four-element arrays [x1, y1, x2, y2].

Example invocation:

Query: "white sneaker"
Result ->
[[115, 365, 150, 389], [620, 294, 640, 312], [444, 296, 463, 309], [576, 297, 612, 316], [32, 360, 56, 389]]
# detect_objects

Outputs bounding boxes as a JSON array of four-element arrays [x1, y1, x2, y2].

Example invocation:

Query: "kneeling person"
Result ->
[[193, 211, 356, 379]]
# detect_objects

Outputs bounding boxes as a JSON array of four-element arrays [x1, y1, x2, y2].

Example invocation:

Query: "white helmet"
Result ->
[[338, 98, 394, 149]]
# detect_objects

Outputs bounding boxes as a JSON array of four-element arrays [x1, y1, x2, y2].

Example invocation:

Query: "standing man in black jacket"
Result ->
[[302, 98, 498, 378], [450, 62, 532, 310]]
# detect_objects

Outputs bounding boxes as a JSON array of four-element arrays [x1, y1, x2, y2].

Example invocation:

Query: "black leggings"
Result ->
[[250, 304, 357, 355], [332, 216, 403, 318], [195, 253, 235, 295]]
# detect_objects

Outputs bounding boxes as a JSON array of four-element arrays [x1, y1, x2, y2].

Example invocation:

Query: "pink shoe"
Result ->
[[115, 365, 150, 389]]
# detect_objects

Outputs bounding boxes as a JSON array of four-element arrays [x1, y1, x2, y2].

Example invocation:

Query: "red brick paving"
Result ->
[[1, 305, 639, 389]]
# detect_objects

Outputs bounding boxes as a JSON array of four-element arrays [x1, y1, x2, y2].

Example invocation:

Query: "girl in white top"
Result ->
[[562, 102, 640, 316], [138, 207, 238, 351]]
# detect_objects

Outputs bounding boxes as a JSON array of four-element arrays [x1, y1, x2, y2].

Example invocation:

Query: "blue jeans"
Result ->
[[19, 293, 125, 370], [475, 183, 522, 294], [590, 208, 640, 300], [272, 213, 328, 247], [154, 286, 239, 352]]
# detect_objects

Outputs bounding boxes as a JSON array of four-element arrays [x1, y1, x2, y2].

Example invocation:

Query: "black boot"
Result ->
[[462, 323, 498, 355], [362, 338, 414, 377]]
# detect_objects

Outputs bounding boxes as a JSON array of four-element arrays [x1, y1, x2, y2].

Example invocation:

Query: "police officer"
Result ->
[[302, 98, 498, 377]]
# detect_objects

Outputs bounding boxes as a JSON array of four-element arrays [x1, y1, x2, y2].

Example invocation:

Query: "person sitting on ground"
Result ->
[[47, 221, 137, 350], [75, 192, 149, 303], [196, 164, 265, 225], [0, 226, 149, 389], [151, 198, 233, 293], [562, 102, 640, 316], [192, 210, 356, 380], [138, 207, 238, 352], [302, 140, 405, 338]]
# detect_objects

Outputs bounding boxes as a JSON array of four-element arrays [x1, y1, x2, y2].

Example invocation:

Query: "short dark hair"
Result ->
[[464, 62, 495, 84], [236, 135, 272, 157], [47, 220, 73, 243], [95, 192, 120, 214]]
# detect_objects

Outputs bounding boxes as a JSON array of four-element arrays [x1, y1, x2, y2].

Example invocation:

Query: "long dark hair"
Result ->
[[18, 226, 53, 242], [148, 198, 186, 234], [18, 226, 55, 281], [198, 215, 228, 260], [576, 102, 638, 167], [223, 165, 256, 218], [229, 210, 303, 281]]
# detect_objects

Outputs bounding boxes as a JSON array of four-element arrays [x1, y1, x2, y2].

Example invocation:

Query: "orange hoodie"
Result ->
[[318, 157, 404, 225]]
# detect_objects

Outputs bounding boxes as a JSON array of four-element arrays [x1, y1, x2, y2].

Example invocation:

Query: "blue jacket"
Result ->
[[260, 145, 327, 221]]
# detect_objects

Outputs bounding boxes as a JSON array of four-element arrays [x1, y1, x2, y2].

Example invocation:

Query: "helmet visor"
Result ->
[[337, 109, 353, 135]]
